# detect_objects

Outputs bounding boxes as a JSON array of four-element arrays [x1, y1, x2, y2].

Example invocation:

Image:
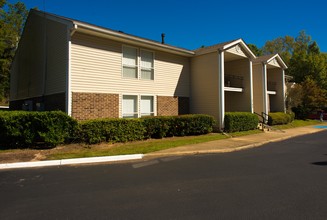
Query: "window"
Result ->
[[140, 96, 154, 116], [122, 47, 138, 78], [140, 50, 154, 80], [122, 95, 138, 118], [122, 46, 154, 80], [122, 95, 155, 118]]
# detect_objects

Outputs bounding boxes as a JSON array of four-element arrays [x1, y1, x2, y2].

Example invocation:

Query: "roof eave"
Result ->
[[266, 54, 288, 69], [73, 21, 195, 57], [222, 39, 256, 59]]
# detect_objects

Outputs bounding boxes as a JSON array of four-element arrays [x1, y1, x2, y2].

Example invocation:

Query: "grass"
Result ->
[[272, 119, 323, 130], [47, 129, 263, 160], [1, 119, 322, 161]]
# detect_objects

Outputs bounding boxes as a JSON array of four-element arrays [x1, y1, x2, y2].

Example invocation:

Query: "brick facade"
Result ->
[[157, 96, 189, 116], [72, 92, 119, 120]]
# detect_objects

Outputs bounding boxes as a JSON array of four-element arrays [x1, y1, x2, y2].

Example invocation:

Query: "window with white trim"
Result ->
[[122, 95, 138, 118], [140, 50, 154, 80], [122, 47, 138, 78], [122, 46, 154, 80], [140, 96, 154, 116], [122, 95, 155, 118]]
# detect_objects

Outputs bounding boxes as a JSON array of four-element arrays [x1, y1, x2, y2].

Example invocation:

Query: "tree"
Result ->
[[301, 78, 327, 109], [0, 0, 28, 104], [247, 44, 262, 56], [262, 35, 294, 64]]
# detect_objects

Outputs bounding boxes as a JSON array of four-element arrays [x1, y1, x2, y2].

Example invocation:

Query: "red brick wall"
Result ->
[[157, 96, 189, 116], [72, 92, 119, 120]]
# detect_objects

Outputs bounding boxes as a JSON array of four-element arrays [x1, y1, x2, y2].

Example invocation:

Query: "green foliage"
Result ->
[[268, 112, 294, 126], [0, 1, 28, 104], [248, 44, 262, 56], [78, 114, 215, 144], [0, 111, 78, 148], [142, 114, 215, 138], [263, 31, 327, 113], [224, 112, 259, 133], [300, 78, 327, 109], [291, 106, 310, 120], [78, 118, 146, 145]]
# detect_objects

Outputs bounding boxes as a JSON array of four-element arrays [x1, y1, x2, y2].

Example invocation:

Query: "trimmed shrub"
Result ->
[[142, 114, 216, 138], [268, 112, 294, 125], [142, 116, 172, 139], [78, 118, 146, 144], [291, 106, 310, 119], [224, 112, 259, 132], [0, 111, 78, 149]]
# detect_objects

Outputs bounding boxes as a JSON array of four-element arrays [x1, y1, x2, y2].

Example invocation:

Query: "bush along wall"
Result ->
[[268, 112, 294, 126], [0, 112, 216, 148], [80, 114, 216, 144], [77, 118, 146, 145], [142, 114, 216, 139], [0, 111, 78, 149], [224, 112, 259, 133]]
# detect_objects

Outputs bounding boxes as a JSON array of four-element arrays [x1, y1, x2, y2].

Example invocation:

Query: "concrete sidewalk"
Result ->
[[1, 123, 326, 170], [146, 123, 327, 157]]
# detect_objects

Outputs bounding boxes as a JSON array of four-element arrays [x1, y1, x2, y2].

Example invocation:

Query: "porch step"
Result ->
[[258, 123, 285, 133]]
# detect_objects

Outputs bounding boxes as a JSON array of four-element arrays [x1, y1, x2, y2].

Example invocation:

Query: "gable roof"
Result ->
[[254, 53, 288, 69], [194, 39, 257, 59], [30, 9, 195, 57]]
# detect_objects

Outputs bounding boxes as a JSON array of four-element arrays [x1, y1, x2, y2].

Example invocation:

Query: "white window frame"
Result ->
[[122, 46, 138, 79], [140, 49, 155, 80], [121, 94, 156, 118], [140, 95, 155, 117], [122, 45, 155, 80], [122, 94, 138, 118]]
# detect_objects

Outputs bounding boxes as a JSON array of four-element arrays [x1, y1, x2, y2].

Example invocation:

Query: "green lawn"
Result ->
[[272, 119, 322, 130], [48, 129, 263, 160], [1, 119, 322, 161]]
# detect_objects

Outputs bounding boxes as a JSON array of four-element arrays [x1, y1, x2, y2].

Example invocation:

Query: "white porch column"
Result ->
[[262, 63, 268, 121], [218, 50, 225, 130], [282, 69, 286, 113], [249, 60, 253, 113]]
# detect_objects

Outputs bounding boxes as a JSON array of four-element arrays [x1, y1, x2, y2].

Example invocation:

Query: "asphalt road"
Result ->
[[1, 130, 327, 220]]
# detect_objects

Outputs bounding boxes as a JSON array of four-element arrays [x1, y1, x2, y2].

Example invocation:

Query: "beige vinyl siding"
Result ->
[[267, 68, 285, 112], [71, 32, 190, 97], [11, 13, 45, 100], [10, 12, 68, 101], [252, 64, 264, 114], [44, 18, 68, 95], [224, 58, 252, 112], [190, 52, 219, 119]]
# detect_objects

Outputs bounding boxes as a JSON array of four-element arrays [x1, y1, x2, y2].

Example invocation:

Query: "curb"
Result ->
[[0, 154, 144, 170]]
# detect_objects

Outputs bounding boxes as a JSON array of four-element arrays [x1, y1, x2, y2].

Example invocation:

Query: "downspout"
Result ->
[[66, 24, 77, 116], [218, 49, 225, 131]]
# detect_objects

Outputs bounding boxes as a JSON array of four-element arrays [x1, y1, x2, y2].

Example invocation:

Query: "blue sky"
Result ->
[[11, 0, 327, 52]]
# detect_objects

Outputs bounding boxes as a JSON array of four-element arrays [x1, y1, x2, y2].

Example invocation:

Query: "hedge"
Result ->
[[268, 112, 294, 126], [79, 114, 216, 144], [142, 114, 216, 138], [0, 111, 77, 149], [78, 118, 146, 144], [0, 112, 216, 147], [224, 112, 259, 132]]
